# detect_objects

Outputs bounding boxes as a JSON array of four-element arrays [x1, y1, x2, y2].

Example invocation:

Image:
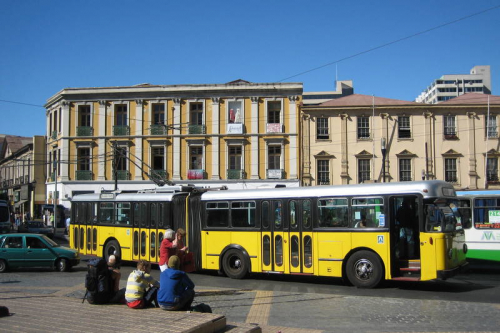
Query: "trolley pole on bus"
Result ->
[[381, 138, 387, 183]]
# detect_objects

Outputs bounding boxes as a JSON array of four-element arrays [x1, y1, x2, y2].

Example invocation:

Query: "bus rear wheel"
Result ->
[[346, 251, 383, 288], [222, 249, 248, 279], [104, 240, 121, 263]]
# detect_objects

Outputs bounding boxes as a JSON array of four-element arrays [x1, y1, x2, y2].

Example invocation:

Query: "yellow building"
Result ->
[[44, 81, 302, 207], [302, 93, 500, 189]]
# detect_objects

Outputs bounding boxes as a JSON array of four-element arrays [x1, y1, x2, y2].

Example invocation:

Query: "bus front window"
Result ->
[[424, 199, 461, 232]]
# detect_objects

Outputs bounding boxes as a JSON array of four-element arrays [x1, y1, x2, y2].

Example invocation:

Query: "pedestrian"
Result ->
[[157, 255, 195, 311], [159, 228, 176, 272], [125, 260, 160, 309], [49, 212, 54, 227]]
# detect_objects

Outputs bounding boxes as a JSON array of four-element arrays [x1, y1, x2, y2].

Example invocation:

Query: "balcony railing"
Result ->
[[149, 170, 167, 179], [187, 169, 205, 180], [77, 126, 93, 137], [75, 170, 92, 180], [267, 169, 285, 179], [227, 123, 244, 134], [150, 124, 167, 135], [188, 125, 206, 134], [227, 169, 245, 179], [113, 125, 130, 136], [266, 123, 283, 133], [51, 131, 58, 140], [113, 170, 129, 180]]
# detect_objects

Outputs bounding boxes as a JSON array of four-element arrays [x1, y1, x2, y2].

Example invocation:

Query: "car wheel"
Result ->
[[222, 249, 248, 279], [345, 250, 384, 288], [104, 240, 121, 263], [0, 259, 7, 273], [56, 258, 69, 272]]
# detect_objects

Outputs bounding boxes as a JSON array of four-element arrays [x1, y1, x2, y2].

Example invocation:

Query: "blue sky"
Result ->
[[1, 0, 499, 137]]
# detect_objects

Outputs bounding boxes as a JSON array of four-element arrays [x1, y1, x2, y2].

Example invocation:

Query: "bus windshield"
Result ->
[[424, 199, 463, 232]]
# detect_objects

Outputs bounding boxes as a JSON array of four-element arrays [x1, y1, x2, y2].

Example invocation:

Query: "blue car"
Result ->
[[0, 233, 80, 272], [18, 221, 55, 238]]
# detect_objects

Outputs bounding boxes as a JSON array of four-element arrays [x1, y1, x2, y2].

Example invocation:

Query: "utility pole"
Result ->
[[113, 142, 118, 191], [53, 158, 57, 234]]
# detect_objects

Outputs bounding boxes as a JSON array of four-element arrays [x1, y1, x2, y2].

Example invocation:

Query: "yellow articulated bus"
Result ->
[[70, 180, 468, 288]]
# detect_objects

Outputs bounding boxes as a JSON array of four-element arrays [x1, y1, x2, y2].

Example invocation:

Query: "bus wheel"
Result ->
[[222, 249, 248, 279], [346, 251, 383, 288], [104, 240, 121, 262]]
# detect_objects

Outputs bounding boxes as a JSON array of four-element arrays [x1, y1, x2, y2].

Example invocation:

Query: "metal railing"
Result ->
[[51, 131, 58, 140], [113, 126, 130, 136], [75, 170, 92, 180], [267, 169, 285, 179], [150, 124, 167, 135], [113, 170, 129, 180], [77, 126, 93, 137], [188, 125, 206, 134], [149, 170, 167, 179], [227, 169, 245, 179]]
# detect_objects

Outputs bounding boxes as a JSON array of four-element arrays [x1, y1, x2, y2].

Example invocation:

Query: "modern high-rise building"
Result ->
[[416, 65, 491, 104]]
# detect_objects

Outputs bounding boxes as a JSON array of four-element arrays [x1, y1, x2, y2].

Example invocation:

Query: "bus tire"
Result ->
[[0, 259, 7, 273], [222, 249, 248, 279], [104, 240, 121, 263], [345, 250, 383, 288]]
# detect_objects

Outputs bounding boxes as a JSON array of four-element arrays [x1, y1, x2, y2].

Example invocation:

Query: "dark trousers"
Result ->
[[160, 289, 195, 311]]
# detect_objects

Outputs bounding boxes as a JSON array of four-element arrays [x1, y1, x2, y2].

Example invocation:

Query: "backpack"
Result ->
[[84, 258, 111, 304]]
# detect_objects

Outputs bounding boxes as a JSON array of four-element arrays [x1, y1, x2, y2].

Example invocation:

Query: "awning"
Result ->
[[14, 200, 27, 208]]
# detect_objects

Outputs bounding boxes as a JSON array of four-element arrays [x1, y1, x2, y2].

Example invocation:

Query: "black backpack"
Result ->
[[84, 258, 111, 304]]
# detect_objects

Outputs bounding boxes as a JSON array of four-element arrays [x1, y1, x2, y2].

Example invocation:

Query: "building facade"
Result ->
[[416, 65, 491, 104], [44, 81, 303, 208], [0, 135, 46, 218], [302, 93, 500, 190]]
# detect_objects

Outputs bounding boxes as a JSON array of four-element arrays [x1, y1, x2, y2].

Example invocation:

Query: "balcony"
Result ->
[[150, 124, 167, 135], [75, 170, 93, 180], [188, 125, 206, 134], [149, 170, 167, 179], [227, 169, 245, 180], [266, 123, 283, 133], [113, 125, 130, 136], [51, 131, 58, 140], [113, 170, 129, 180], [77, 126, 93, 137], [187, 169, 205, 180], [227, 123, 244, 134], [267, 169, 285, 179]]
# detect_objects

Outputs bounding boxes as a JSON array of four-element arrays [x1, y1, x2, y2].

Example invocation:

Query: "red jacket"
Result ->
[[159, 238, 176, 266]]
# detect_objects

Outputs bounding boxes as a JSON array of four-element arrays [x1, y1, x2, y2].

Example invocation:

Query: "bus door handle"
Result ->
[[420, 241, 426, 245]]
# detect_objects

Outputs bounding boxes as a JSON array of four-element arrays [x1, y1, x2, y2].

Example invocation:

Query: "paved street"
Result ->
[[0, 236, 499, 332]]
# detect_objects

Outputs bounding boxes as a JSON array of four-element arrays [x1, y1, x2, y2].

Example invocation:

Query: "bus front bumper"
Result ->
[[437, 262, 469, 280]]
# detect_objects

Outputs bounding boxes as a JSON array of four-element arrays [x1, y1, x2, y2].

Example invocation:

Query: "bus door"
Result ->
[[86, 202, 98, 256], [288, 199, 314, 274], [132, 202, 150, 261], [72, 202, 85, 253], [149, 203, 160, 264], [261, 200, 286, 273]]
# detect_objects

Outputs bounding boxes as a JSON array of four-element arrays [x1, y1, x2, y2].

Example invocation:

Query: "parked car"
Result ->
[[18, 221, 54, 238], [0, 233, 80, 272]]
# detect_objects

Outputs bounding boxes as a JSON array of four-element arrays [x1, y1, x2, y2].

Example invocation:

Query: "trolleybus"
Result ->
[[70, 180, 468, 288]]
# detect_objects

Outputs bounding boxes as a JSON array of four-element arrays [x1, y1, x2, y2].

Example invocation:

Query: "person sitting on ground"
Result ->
[[159, 228, 177, 272], [125, 260, 160, 309], [107, 255, 121, 293], [157, 255, 195, 311]]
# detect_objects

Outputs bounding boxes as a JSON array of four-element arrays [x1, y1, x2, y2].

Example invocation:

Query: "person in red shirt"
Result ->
[[159, 229, 176, 272]]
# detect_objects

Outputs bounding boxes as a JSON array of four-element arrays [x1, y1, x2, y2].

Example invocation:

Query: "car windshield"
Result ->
[[29, 222, 46, 228], [41, 235, 59, 247]]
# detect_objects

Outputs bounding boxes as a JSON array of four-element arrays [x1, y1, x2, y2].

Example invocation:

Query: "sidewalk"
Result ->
[[0, 291, 261, 333]]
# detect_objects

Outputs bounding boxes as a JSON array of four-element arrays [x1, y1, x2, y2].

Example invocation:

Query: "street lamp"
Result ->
[[381, 138, 387, 183]]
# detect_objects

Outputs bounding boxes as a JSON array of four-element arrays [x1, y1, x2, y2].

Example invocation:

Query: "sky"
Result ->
[[1, 0, 499, 137]]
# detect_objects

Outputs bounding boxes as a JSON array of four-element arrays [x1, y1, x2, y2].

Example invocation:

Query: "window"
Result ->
[[399, 158, 412, 181], [114, 147, 127, 171], [152, 104, 165, 125], [2, 236, 22, 248], [318, 198, 348, 227], [316, 118, 329, 140], [273, 201, 282, 229], [358, 159, 371, 183], [289, 201, 297, 229], [267, 101, 281, 124], [115, 203, 131, 225], [228, 146, 242, 170], [26, 237, 47, 249], [78, 148, 91, 171], [228, 101, 242, 123], [231, 201, 256, 227], [487, 157, 499, 182], [190, 102, 203, 126], [268, 146, 281, 170], [472, 198, 500, 229], [444, 115, 457, 138], [115, 105, 127, 126], [79, 105, 91, 127], [398, 116, 411, 138], [189, 146, 203, 169], [317, 160, 330, 185], [444, 158, 458, 183], [357, 116, 370, 139], [486, 115, 497, 138], [206, 202, 229, 227], [99, 202, 114, 223], [151, 147, 164, 170], [351, 197, 385, 228], [302, 199, 312, 229]]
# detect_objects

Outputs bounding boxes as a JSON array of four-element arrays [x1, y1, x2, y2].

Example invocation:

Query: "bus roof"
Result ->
[[70, 191, 183, 202], [201, 180, 455, 201], [457, 190, 500, 196]]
